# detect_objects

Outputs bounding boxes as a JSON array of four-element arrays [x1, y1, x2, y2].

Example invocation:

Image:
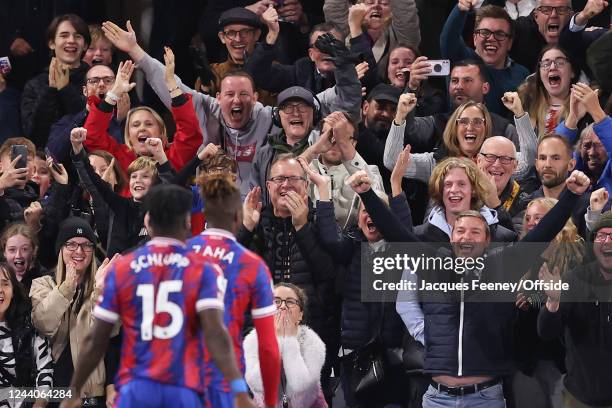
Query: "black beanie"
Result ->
[[55, 217, 97, 254]]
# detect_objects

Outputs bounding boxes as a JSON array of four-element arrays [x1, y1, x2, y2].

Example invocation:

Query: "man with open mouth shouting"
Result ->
[[101, 17, 361, 199], [441, 1, 529, 115]]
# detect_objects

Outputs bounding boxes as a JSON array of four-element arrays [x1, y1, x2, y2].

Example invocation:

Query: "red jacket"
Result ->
[[83, 94, 203, 172]]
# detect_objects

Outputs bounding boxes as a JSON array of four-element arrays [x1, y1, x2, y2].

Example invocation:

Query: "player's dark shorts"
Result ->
[[116, 378, 204, 408]]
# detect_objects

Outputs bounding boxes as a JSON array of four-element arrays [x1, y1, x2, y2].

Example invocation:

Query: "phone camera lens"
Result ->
[[433, 64, 442, 73]]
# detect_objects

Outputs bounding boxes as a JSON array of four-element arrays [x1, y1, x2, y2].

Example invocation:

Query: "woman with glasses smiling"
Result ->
[[244, 283, 328, 408], [384, 95, 535, 187], [30, 217, 116, 407]]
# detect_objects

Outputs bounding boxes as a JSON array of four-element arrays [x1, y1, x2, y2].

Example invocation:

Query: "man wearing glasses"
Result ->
[[47, 64, 125, 163], [477, 136, 526, 229], [239, 153, 339, 406], [538, 212, 612, 407], [210, 8, 276, 106], [441, 3, 529, 115], [508, 0, 575, 71]]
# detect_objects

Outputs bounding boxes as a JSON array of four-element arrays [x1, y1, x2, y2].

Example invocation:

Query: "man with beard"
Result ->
[[46, 64, 126, 164], [525, 134, 576, 201], [356, 83, 400, 191], [206, 8, 276, 106], [101, 20, 362, 198], [538, 212, 612, 407], [516, 134, 590, 233]]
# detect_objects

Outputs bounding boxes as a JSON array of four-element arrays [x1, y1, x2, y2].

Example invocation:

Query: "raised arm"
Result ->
[[440, 3, 475, 62], [502, 92, 537, 180], [389, 0, 421, 50], [71, 128, 128, 214], [315, 37, 363, 120], [349, 171, 420, 243], [30, 275, 77, 338], [322, 0, 350, 38], [384, 93, 436, 183], [520, 172, 590, 243]]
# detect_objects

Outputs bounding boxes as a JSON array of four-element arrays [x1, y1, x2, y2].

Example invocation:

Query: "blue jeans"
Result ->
[[116, 378, 204, 408], [422, 383, 506, 408]]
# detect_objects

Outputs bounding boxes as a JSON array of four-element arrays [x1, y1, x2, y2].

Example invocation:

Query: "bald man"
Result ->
[[478, 136, 525, 231]]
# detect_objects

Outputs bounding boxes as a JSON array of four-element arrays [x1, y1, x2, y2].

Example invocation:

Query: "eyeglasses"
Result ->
[[223, 28, 256, 39], [86, 76, 115, 85], [535, 6, 573, 15], [64, 241, 95, 252], [268, 175, 307, 184], [364, 0, 390, 5], [274, 297, 301, 308], [595, 232, 612, 242], [280, 103, 312, 114], [457, 117, 485, 128], [539, 57, 568, 70], [474, 29, 511, 41], [479, 153, 515, 165]]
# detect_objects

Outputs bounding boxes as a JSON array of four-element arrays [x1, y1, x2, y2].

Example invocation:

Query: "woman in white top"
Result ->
[[245, 283, 327, 408]]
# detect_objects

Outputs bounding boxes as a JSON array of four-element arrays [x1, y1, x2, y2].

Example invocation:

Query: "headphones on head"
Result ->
[[272, 92, 322, 128]]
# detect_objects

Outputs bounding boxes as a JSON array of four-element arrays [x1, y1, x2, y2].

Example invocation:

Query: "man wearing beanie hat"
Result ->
[[538, 210, 612, 407]]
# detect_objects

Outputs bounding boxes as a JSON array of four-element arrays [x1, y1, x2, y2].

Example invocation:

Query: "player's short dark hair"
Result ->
[[143, 185, 192, 236]]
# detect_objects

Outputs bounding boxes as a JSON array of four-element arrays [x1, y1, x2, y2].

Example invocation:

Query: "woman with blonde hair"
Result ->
[[521, 197, 584, 275], [82, 47, 202, 174], [416, 156, 517, 243], [384, 96, 536, 189], [30, 217, 113, 407], [512, 196, 585, 408]]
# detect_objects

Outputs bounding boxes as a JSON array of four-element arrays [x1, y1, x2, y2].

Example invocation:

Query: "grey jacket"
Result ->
[[309, 155, 384, 230], [323, 0, 421, 61], [137, 52, 362, 197]]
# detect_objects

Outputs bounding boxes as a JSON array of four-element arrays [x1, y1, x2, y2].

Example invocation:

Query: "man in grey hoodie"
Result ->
[[101, 21, 363, 197]]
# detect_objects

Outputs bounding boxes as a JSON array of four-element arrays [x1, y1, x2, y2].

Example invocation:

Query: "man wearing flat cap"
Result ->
[[203, 7, 276, 106]]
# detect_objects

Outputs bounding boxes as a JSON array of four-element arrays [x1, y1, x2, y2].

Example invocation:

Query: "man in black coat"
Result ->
[[238, 153, 339, 405]]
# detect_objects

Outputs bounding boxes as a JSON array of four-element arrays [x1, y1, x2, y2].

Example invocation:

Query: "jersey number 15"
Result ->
[[136, 281, 184, 341]]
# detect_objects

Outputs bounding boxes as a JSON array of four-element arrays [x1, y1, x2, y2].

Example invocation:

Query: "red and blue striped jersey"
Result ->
[[93, 237, 226, 394], [187, 228, 276, 391]]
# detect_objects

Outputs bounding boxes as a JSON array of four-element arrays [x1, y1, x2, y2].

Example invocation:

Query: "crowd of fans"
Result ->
[[1, 0, 612, 407]]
